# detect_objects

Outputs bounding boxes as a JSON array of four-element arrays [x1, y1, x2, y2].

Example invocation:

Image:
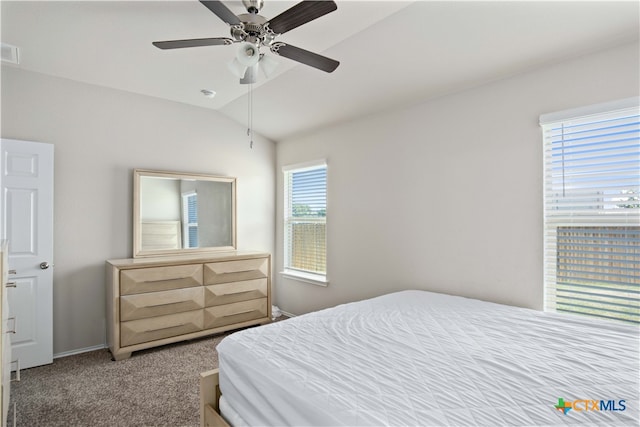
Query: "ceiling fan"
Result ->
[[153, 0, 340, 84]]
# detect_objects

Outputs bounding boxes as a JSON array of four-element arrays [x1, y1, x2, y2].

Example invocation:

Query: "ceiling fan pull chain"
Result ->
[[248, 83, 254, 149]]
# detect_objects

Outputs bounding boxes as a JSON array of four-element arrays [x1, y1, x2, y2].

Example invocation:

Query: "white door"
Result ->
[[0, 139, 54, 369]]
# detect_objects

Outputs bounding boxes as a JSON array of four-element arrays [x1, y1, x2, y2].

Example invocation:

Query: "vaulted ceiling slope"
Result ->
[[2, 1, 639, 141]]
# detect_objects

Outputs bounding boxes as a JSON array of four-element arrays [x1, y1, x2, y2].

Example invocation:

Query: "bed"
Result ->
[[200, 290, 639, 426]]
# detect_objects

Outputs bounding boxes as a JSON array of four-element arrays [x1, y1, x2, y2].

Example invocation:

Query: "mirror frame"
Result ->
[[133, 169, 237, 258]]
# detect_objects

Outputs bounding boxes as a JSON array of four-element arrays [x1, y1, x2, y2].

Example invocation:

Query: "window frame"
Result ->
[[281, 159, 329, 286]]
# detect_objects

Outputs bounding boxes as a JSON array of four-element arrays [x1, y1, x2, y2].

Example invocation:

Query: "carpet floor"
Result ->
[[8, 333, 228, 427]]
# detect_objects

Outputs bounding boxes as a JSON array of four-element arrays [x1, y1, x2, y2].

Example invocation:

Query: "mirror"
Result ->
[[133, 169, 236, 258]]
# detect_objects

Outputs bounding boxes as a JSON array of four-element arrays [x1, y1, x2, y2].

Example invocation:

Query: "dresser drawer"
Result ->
[[205, 278, 268, 307], [120, 264, 203, 295], [204, 258, 268, 285], [120, 287, 204, 321], [120, 310, 203, 347], [204, 298, 267, 329], [1, 332, 10, 388]]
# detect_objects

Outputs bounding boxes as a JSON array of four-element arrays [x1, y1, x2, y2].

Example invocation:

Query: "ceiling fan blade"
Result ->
[[199, 1, 241, 26], [152, 37, 233, 50], [271, 43, 339, 73], [266, 1, 337, 35]]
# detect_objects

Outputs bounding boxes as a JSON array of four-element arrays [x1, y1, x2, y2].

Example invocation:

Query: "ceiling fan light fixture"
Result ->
[[259, 54, 279, 78], [227, 57, 248, 78], [240, 63, 258, 84], [236, 42, 260, 67]]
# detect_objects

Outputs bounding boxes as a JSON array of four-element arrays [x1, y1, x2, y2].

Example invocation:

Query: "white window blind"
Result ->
[[283, 161, 327, 281], [541, 99, 639, 323], [182, 192, 198, 248]]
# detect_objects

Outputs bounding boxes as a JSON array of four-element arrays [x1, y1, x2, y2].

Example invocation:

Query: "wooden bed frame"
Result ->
[[200, 369, 230, 427]]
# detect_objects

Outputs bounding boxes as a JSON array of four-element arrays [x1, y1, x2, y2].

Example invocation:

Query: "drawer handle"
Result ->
[[147, 300, 191, 308], [5, 281, 17, 288], [223, 309, 255, 317], [142, 277, 188, 283], [217, 269, 256, 275], [144, 323, 187, 333], [10, 359, 20, 382], [219, 290, 254, 297], [8, 269, 16, 275], [6, 316, 17, 334]]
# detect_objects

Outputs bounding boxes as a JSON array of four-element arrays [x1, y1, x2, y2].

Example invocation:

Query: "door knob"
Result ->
[[40, 262, 51, 270]]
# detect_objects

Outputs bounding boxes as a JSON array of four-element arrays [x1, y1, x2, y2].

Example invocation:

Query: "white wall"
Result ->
[[275, 41, 640, 315], [140, 177, 181, 221], [1, 67, 275, 355]]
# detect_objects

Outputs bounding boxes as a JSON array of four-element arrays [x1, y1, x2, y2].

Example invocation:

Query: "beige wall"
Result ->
[[275, 41, 640, 315], [1, 67, 275, 356]]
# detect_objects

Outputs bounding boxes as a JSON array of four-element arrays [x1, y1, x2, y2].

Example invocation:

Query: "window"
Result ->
[[182, 191, 198, 248], [540, 98, 639, 323], [283, 160, 327, 285]]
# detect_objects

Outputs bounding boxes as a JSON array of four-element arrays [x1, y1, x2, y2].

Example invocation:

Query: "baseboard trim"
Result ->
[[280, 310, 296, 318], [54, 344, 107, 359]]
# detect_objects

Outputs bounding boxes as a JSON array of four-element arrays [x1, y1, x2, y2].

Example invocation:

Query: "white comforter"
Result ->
[[217, 290, 639, 426]]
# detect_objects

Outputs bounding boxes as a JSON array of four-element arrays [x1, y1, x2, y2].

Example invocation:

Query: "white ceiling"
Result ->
[[2, 1, 639, 141]]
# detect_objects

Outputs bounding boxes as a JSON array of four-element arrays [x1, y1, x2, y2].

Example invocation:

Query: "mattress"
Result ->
[[217, 290, 639, 426], [219, 395, 248, 427]]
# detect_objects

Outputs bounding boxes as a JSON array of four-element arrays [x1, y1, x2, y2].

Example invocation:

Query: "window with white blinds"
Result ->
[[283, 160, 327, 284], [182, 192, 198, 248], [540, 98, 639, 324]]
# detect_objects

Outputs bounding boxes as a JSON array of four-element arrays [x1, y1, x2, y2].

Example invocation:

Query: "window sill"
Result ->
[[280, 270, 329, 287]]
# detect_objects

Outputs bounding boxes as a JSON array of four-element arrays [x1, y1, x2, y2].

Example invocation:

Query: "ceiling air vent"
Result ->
[[1, 43, 20, 65]]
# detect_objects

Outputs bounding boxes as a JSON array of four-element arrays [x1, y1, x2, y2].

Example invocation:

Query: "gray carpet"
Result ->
[[8, 333, 228, 427]]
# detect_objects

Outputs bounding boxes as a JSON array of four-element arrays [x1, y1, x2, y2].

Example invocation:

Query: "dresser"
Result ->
[[106, 251, 271, 360], [1, 242, 14, 426]]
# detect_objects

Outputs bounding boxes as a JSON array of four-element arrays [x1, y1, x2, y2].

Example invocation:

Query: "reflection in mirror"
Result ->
[[133, 169, 236, 258]]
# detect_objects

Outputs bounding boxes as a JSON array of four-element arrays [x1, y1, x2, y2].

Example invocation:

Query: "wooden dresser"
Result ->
[[1, 242, 14, 426], [106, 251, 271, 361]]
